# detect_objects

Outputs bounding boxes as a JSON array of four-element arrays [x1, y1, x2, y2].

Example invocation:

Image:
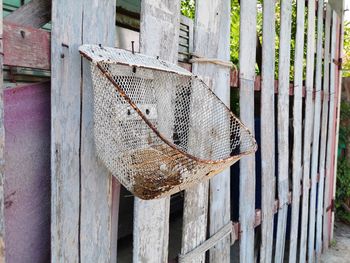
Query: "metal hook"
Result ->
[[131, 41, 135, 54]]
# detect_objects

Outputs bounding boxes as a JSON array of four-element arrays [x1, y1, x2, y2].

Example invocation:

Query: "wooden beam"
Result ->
[[331, 1, 345, 242], [3, 22, 50, 70], [80, 0, 119, 262], [288, 1, 306, 262], [0, 0, 5, 261], [51, 1, 83, 261], [181, 1, 232, 262], [308, 1, 324, 261], [299, 0, 316, 262], [4, 0, 51, 29], [316, 4, 332, 260], [260, 0, 276, 262], [274, 1, 293, 262], [239, 0, 257, 262], [133, 1, 180, 262], [323, 9, 338, 252]]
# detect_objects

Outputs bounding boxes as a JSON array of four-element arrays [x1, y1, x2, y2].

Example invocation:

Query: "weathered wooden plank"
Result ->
[[259, 0, 276, 262], [80, 0, 119, 262], [51, 0, 83, 262], [308, 1, 324, 261], [4, 83, 50, 263], [274, 1, 293, 262], [0, 1, 5, 261], [239, 0, 257, 262], [288, 0, 306, 262], [4, 0, 51, 28], [316, 4, 332, 260], [299, 0, 316, 262], [328, 0, 343, 17], [180, 4, 217, 259], [133, 1, 180, 262], [183, 0, 230, 262], [331, 5, 344, 242], [323, 10, 337, 251], [3, 22, 50, 70]]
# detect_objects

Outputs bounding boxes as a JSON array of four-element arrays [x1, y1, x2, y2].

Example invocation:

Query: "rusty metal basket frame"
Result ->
[[79, 44, 257, 199]]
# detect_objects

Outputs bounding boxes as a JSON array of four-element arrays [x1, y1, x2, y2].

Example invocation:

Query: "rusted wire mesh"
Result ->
[[79, 44, 257, 200]]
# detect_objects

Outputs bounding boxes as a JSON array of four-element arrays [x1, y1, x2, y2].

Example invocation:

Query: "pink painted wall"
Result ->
[[4, 82, 50, 263]]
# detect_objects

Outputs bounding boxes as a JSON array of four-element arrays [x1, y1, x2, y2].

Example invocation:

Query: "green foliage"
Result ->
[[336, 101, 350, 223], [230, 0, 240, 66], [180, 0, 195, 19], [343, 21, 350, 77]]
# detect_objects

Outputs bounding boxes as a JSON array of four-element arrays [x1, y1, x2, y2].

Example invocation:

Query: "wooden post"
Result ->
[[0, 0, 4, 261], [330, 3, 344, 241], [206, 1, 231, 261], [274, 1, 293, 262], [51, 1, 83, 261], [289, 0, 306, 262], [308, 1, 324, 261], [299, 0, 316, 261], [323, 10, 337, 251], [260, 0, 276, 262], [316, 4, 332, 260], [133, 1, 180, 262], [80, 0, 119, 262], [181, 1, 231, 262], [239, 0, 257, 262], [51, 0, 119, 261]]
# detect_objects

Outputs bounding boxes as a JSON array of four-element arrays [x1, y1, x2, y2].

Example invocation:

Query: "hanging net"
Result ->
[[79, 44, 257, 200]]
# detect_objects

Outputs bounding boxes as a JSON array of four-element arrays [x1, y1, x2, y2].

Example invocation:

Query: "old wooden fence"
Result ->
[[0, 0, 345, 262]]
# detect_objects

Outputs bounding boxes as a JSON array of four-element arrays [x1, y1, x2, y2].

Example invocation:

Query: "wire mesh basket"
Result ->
[[79, 44, 257, 200]]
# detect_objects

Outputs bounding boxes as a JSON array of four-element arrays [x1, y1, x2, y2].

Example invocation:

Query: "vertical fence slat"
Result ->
[[80, 0, 119, 262], [51, 1, 83, 261], [133, 1, 180, 262], [274, 1, 293, 262], [260, 0, 276, 262], [299, 0, 316, 261], [289, 0, 306, 262], [308, 1, 324, 262], [331, 11, 343, 242], [239, 1, 257, 262], [207, 1, 231, 262], [323, 10, 338, 250], [316, 4, 332, 260], [181, 1, 231, 262], [0, 0, 4, 260]]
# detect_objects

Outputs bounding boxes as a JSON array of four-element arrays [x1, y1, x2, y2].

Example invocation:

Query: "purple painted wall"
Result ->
[[4, 82, 50, 263]]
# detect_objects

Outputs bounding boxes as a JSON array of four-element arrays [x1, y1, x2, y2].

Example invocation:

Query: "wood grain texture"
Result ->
[[331, 6, 344, 243], [4, 0, 51, 28], [308, 1, 324, 261], [239, 0, 257, 262], [259, 1, 276, 262], [274, 1, 293, 262], [178, 0, 232, 261], [3, 22, 50, 70], [316, 4, 332, 260], [4, 83, 50, 263], [133, 1, 180, 262], [288, 0, 305, 262], [299, 1, 316, 262], [51, 1, 83, 262], [0, 1, 4, 261], [323, 10, 338, 251], [80, 0, 119, 262]]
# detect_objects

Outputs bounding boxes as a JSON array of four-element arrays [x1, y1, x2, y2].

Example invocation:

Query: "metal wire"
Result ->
[[80, 44, 257, 200]]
